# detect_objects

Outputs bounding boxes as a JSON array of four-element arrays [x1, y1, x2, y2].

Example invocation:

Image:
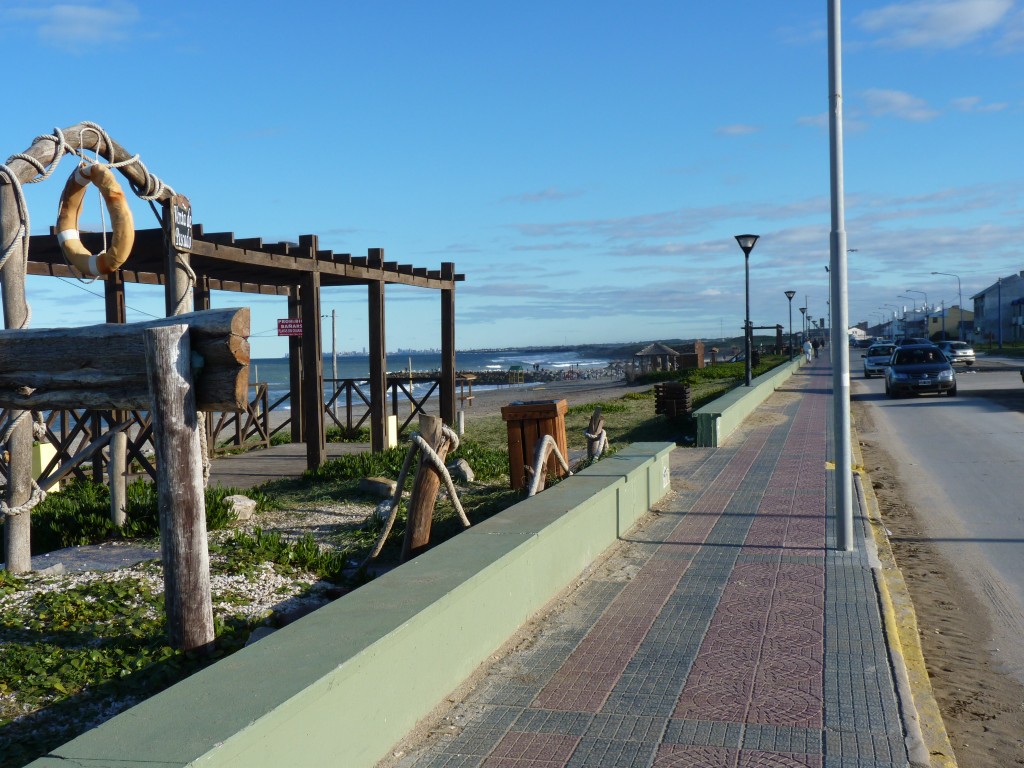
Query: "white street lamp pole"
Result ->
[[932, 271, 964, 341], [828, 0, 853, 550]]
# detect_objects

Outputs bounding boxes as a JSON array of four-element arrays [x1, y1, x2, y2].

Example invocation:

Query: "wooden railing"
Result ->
[[4, 375, 463, 487]]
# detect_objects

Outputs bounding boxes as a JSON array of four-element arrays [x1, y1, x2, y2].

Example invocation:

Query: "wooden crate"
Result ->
[[654, 382, 693, 417], [500, 399, 569, 490]]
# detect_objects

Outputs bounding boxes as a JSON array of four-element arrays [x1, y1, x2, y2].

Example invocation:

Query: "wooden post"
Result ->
[[401, 414, 451, 561], [287, 289, 304, 443], [163, 197, 194, 316], [299, 239, 325, 470], [144, 324, 214, 652], [108, 431, 127, 527], [440, 262, 456, 427], [104, 255, 128, 523], [368, 277, 387, 452], [0, 184, 33, 573]]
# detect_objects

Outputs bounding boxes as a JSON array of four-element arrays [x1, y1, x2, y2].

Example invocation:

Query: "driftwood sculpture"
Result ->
[[2, 122, 178, 575], [365, 414, 471, 565]]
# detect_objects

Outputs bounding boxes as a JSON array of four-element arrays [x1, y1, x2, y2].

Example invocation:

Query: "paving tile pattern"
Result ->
[[392, 361, 910, 768]]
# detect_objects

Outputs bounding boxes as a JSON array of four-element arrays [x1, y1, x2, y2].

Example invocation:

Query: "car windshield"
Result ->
[[894, 348, 942, 365], [947, 342, 970, 351], [868, 345, 895, 356]]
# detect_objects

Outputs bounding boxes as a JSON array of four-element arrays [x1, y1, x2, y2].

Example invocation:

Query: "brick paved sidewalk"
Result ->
[[387, 359, 914, 768]]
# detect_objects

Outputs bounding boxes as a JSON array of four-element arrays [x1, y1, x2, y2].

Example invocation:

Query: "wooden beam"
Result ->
[[0, 308, 250, 411], [299, 235, 325, 470], [440, 262, 456, 427], [368, 280, 387, 452]]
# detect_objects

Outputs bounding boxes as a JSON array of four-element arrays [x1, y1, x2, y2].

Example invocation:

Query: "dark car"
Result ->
[[885, 344, 956, 397], [894, 337, 930, 346]]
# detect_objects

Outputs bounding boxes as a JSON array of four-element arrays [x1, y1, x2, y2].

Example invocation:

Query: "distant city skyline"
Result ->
[[3, 1, 1022, 358]]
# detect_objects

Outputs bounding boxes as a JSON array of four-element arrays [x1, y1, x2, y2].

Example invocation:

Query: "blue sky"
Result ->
[[3, 0, 1022, 357]]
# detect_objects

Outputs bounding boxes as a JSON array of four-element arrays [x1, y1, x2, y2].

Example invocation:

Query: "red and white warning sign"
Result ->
[[277, 319, 302, 336]]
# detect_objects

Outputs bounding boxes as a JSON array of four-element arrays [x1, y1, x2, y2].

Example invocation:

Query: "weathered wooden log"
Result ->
[[2, 172, 34, 573], [401, 414, 452, 561], [0, 307, 249, 411], [2, 123, 174, 202], [144, 324, 214, 652]]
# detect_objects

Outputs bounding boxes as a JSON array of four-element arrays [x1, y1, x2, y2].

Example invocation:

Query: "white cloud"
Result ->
[[4, 1, 140, 52], [950, 95, 1009, 111], [502, 187, 584, 204], [856, 0, 1013, 49], [861, 88, 940, 121], [716, 124, 761, 136]]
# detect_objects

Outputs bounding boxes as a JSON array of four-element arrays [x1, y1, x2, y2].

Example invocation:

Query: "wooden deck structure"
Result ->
[[24, 224, 464, 473]]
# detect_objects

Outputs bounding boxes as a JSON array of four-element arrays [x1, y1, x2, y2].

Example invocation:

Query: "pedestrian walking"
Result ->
[[803, 339, 813, 362], [812, 338, 820, 358]]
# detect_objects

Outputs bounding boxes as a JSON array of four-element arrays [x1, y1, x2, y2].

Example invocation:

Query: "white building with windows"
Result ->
[[971, 271, 1024, 345]]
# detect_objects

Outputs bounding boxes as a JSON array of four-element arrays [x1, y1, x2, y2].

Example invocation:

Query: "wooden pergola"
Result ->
[[25, 225, 465, 470]]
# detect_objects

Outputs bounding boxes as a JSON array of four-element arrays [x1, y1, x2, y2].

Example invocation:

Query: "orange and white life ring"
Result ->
[[56, 163, 134, 276]]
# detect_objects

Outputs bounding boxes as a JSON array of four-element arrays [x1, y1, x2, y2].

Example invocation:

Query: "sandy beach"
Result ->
[[270, 375, 651, 432], [457, 376, 650, 419]]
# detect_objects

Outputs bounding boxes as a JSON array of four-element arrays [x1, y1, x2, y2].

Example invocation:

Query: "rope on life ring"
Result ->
[[55, 163, 134, 276]]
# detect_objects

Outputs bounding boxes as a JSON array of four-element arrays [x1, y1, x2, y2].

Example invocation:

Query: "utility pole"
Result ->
[[828, 0, 854, 551]]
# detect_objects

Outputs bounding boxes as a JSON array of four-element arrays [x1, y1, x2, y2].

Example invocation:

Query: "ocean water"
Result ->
[[249, 349, 613, 408]]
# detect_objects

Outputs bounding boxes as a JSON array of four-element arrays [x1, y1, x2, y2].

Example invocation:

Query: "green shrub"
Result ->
[[18, 479, 269, 555], [565, 401, 628, 416], [213, 527, 349, 581], [304, 445, 409, 484], [325, 426, 371, 443], [448, 440, 508, 482], [269, 431, 292, 446]]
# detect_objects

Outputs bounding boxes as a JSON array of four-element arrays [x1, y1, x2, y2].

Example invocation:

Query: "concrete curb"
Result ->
[[850, 431, 957, 767], [693, 357, 803, 446]]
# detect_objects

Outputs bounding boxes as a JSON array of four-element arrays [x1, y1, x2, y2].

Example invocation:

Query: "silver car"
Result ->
[[862, 343, 896, 378], [935, 341, 975, 366]]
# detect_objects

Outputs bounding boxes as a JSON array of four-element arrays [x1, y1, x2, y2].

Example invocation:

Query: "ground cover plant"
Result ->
[[0, 359, 784, 765]]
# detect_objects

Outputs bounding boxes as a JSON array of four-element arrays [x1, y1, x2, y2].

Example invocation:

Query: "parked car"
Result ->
[[885, 344, 957, 397], [894, 337, 931, 346], [935, 340, 975, 366], [862, 343, 896, 378]]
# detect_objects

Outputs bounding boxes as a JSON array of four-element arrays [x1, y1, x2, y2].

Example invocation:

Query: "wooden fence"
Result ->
[[2, 375, 458, 488]]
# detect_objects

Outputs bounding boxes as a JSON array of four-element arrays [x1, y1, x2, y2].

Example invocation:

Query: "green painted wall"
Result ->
[[28, 442, 674, 768]]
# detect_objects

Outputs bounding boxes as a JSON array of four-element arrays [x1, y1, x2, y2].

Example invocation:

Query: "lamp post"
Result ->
[[735, 234, 759, 386], [932, 271, 963, 340], [897, 295, 918, 336], [998, 277, 1003, 349], [799, 306, 807, 348], [905, 288, 927, 310], [905, 288, 928, 338], [785, 290, 796, 359], [321, 309, 339, 418], [881, 304, 900, 337]]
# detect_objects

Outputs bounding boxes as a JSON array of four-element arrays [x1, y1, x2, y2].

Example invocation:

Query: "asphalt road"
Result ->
[[850, 348, 1024, 684]]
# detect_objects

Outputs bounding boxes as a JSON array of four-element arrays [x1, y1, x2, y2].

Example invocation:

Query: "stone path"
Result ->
[[388, 359, 914, 768]]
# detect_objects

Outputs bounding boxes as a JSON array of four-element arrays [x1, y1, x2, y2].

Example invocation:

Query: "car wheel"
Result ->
[[947, 384, 957, 397], [864, 370, 871, 379], [965, 361, 973, 366], [885, 380, 894, 397]]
